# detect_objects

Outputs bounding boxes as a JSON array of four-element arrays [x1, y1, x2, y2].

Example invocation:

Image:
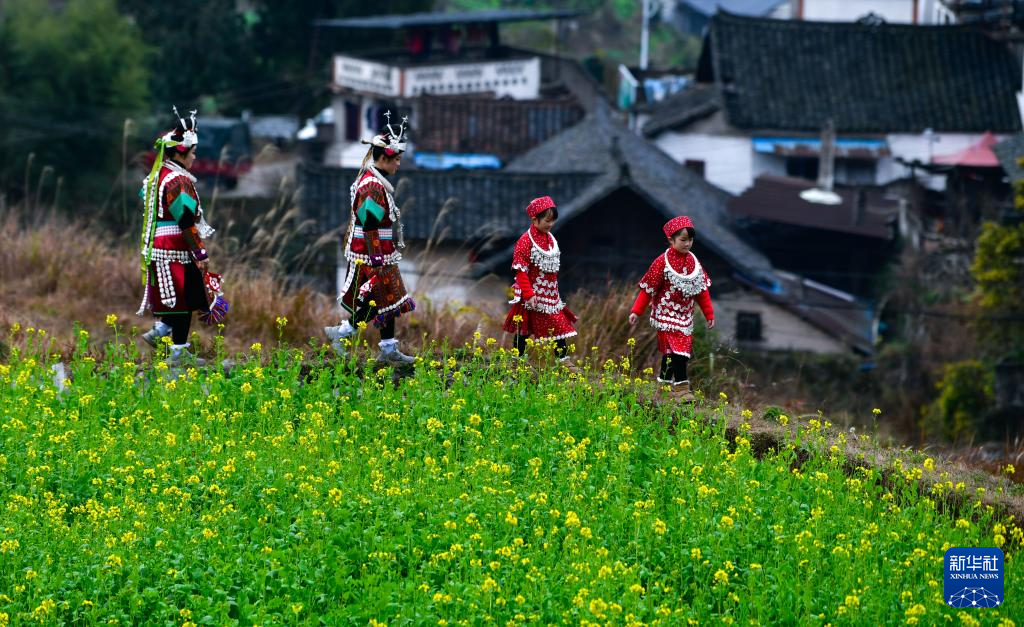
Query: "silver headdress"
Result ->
[[362, 110, 408, 154], [159, 106, 198, 150]]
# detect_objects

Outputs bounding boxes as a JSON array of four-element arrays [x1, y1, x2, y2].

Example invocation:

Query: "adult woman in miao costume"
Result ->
[[137, 107, 219, 366], [324, 112, 416, 364]]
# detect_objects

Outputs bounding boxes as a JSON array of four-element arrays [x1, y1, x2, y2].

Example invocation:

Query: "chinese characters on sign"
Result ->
[[944, 548, 1004, 608]]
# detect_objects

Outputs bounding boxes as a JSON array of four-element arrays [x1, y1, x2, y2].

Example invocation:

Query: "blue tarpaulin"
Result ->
[[413, 152, 502, 170], [752, 136, 890, 158]]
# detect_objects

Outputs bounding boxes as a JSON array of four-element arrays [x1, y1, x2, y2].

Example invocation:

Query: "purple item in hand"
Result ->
[[198, 295, 229, 325]]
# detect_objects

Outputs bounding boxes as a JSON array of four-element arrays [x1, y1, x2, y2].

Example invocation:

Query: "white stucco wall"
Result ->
[[715, 291, 849, 354], [651, 125, 1004, 194], [800, 0, 917, 23], [653, 131, 754, 195]]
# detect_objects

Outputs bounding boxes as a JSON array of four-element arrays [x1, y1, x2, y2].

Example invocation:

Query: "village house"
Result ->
[[312, 9, 599, 171], [638, 11, 1022, 197], [728, 174, 900, 297], [656, 0, 953, 37]]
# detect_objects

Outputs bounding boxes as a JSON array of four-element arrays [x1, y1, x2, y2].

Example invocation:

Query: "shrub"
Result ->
[[922, 360, 995, 442]]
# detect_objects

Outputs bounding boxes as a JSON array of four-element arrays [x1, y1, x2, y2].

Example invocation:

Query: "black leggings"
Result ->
[[514, 334, 567, 359], [353, 304, 395, 340], [158, 314, 192, 345], [659, 353, 689, 383]]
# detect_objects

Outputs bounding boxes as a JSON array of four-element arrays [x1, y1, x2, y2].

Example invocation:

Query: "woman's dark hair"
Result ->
[[372, 145, 402, 162], [533, 207, 558, 221], [669, 226, 696, 240], [168, 144, 195, 161]]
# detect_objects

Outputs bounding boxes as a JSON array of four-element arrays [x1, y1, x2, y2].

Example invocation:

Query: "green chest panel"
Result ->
[[357, 197, 386, 225], [168, 191, 198, 221]]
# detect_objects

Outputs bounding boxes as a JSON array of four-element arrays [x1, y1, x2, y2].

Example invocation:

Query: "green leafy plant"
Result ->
[[922, 360, 995, 442]]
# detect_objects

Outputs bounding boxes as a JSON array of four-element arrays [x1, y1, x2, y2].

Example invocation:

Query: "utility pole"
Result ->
[[799, 119, 842, 205], [640, 0, 652, 70]]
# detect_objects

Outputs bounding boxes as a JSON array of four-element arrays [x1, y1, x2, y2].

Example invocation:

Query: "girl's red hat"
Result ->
[[663, 215, 694, 239], [526, 196, 556, 218]]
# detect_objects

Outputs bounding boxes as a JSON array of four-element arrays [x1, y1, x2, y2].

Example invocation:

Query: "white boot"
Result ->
[[324, 320, 355, 356], [376, 338, 415, 365], [166, 343, 206, 368], [141, 320, 172, 348]]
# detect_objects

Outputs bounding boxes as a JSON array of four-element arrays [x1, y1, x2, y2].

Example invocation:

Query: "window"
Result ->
[[736, 311, 763, 342], [344, 101, 360, 141], [786, 157, 818, 181], [684, 159, 706, 178], [836, 158, 876, 185]]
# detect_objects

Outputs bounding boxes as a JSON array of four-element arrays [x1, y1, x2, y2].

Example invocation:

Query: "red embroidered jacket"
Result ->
[[152, 162, 207, 261], [510, 226, 565, 314], [345, 169, 400, 266], [632, 249, 713, 334]]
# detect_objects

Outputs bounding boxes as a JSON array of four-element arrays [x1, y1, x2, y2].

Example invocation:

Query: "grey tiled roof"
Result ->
[[415, 95, 584, 162], [640, 84, 720, 136], [729, 175, 898, 239], [298, 165, 597, 242], [696, 11, 1022, 133]]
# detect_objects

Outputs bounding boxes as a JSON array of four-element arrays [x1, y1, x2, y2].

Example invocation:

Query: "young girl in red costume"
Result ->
[[503, 196, 577, 361], [628, 216, 714, 401]]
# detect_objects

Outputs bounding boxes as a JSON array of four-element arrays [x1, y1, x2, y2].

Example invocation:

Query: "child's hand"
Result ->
[[628, 313, 638, 326], [526, 296, 538, 309], [706, 318, 715, 329]]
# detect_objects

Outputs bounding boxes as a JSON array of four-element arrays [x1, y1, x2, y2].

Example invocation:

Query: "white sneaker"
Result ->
[[376, 340, 415, 365], [324, 322, 355, 356], [166, 344, 206, 368], [141, 320, 172, 348]]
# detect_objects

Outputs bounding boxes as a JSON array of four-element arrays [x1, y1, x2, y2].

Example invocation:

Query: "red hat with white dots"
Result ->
[[663, 215, 694, 239], [526, 196, 556, 218]]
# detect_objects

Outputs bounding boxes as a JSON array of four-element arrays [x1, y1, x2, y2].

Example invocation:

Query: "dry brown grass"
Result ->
[[0, 205, 338, 356]]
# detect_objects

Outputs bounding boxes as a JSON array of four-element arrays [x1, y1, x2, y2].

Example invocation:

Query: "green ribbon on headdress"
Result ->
[[138, 139, 168, 292]]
